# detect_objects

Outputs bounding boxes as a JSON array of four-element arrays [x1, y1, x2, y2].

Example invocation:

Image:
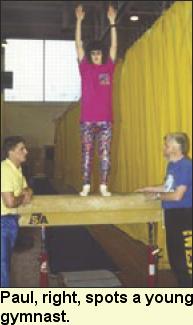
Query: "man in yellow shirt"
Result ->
[[1, 136, 33, 287]]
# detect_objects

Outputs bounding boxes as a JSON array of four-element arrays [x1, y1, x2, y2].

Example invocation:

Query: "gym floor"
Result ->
[[10, 226, 177, 288]]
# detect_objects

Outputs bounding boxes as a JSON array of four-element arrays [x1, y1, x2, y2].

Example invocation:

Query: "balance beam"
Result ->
[[17, 193, 162, 226]]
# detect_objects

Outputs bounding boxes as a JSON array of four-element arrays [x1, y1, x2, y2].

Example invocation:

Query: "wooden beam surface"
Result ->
[[17, 193, 163, 226]]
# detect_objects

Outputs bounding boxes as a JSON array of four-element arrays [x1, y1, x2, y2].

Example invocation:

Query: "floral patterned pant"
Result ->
[[80, 122, 112, 185]]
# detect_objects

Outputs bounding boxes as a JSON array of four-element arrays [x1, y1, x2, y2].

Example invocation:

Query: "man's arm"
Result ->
[[22, 187, 33, 204], [156, 185, 188, 201], [136, 185, 165, 193], [154, 164, 191, 201], [107, 5, 118, 62], [137, 185, 187, 201], [1, 188, 33, 208], [75, 5, 85, 62], [1, 192, 25, 208]]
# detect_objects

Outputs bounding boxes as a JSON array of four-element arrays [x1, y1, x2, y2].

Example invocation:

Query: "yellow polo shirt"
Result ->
[[1, 158, 28, 215]]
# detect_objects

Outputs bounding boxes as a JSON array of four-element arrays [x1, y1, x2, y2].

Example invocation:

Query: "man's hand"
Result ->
[[21, 188, 33, 205], [144, 192, 159, 200], [75, 5, 85, 21], [107, 5, 117, 24]]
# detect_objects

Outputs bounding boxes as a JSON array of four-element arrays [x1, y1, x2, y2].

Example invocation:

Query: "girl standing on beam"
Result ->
[[75, 4, 117, 196]]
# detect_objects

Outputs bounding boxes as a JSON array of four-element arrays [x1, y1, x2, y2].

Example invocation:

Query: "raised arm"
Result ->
[[75, 5, 85, 62], [107, 5, 118, 62]]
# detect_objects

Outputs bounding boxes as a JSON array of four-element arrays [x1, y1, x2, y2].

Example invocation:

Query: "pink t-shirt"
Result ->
[[79, 57, 115, 122]]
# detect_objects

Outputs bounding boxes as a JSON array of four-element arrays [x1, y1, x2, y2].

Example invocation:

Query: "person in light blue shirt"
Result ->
[[137, 132, 192, 287]]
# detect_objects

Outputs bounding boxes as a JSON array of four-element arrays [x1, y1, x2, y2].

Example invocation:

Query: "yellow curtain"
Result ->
[[54, 103, 81, 191], [54, 1, 192, 268]]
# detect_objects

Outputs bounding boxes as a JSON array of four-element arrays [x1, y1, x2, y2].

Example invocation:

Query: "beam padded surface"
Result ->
[[17, 193, 162, 226]]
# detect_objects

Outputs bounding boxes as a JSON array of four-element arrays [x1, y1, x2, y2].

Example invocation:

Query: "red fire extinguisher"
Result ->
[[39, 216, 49, 287], [147, 223, 160, 287]]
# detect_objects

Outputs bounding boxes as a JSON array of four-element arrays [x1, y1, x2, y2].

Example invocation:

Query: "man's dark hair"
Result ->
[[2, 136, 26, 159], [85, 40, 108, 64]]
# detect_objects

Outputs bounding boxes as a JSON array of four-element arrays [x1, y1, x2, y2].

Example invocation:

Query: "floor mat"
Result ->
[[45, 226, 119, 274]]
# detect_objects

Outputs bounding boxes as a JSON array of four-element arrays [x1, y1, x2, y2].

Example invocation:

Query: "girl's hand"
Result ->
[[75, 5, 85, 21], [107, 5, 117, 24]]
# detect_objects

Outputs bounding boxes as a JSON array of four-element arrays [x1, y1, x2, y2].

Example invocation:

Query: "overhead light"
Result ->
[[130, 15, 139, 22]]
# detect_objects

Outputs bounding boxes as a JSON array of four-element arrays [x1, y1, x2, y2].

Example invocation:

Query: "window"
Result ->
[[5, 40, 43, 101], [4, 39, 81, 102]]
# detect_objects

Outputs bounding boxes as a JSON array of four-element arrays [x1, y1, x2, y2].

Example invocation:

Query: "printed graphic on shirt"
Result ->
[[99, 73, 110, 85], [183, 230, 192, 275], [164, 174, 175, 192]]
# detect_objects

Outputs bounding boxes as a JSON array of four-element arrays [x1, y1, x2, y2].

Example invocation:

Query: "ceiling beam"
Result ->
[[100, 1, 135, 41]]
